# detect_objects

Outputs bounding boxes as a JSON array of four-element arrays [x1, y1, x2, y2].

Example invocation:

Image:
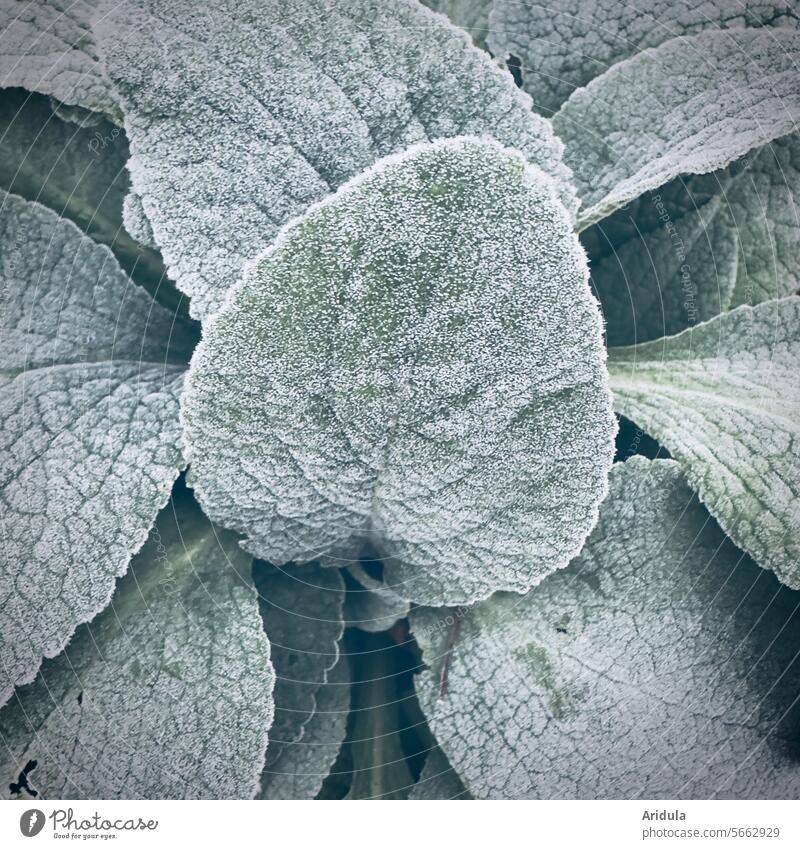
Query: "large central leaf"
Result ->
[[95, 0, 574, 319], [182, 138, 615, 606]]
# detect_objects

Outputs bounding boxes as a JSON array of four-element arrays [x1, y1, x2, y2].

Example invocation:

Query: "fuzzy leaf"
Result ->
[[259, 651, 350, 800], [95, 0, 574, 319], [728, 133, 800, 307], [409, 747, 472, 800], [0, 89, 181, 309], [553, 28, 800, 228], [0, 492, 274, 799], [254, 562, 344, 780], [182, 138, 615, 606], [0, 0, 117, 116], [488, 0, 799, 116], [422, 0, 492, 51], [413, 458, 800, 799], [609, 297, 800, 588], [0, 191, 190, 704]]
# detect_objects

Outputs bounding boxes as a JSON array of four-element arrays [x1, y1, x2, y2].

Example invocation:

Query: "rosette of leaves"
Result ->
[[1, 0, 798, 800]]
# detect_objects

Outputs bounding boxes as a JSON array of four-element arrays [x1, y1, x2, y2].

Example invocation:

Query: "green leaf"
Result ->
[[0, 191, 191, 704], [344, 563, 410, 634], [259, 650, 350, 800], [253, 561, 344, 792], [0, 0, 118, 117], [609, 296, 800, 588], [422, 0, 492, 51], [553, 28, 800, 228], [95, 0, 574, 319], [182, 138, 615, 606], [488, 0, 799, 116], [409, 747, 472, 800], [0, 89, 184, 312], [727, 133, 800, 307], [0, 491, 274, 799], [412, 458, 800, 799]]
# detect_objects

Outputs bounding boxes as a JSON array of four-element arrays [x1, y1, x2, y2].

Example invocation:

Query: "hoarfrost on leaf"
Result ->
[[609, 296, 800, 588], [182, 138, 615, 606], [553, 27, 800, 228], [259, 649, 350, 800], [412, 458, 800, 799], [0, 493, 274, 799], [0, 0, 117, 117], [422, 0, 492, 51], [0, 191, 190, 705], [95, 0, 575, 320], [253, 561, 344, 789], [488, 0, 799, 116]]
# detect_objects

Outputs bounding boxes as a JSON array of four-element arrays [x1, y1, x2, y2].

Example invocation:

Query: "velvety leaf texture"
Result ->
[[259, 651, 350, 800], [413, 458, 800, 799], [727, 133, 800, 307], [554, 27, 800, 228], [0, 494, 274, 799], [0, 191, 189, 704], [488, 0, 799, 116], [182, 138, 615, 606], [0, 89, 168, 294], [95, 0, 575, 320], [254, 562, 344, 786], [0, 0, 117, 116], [609, 296, 800, 588], [422, 0, 492, 51]]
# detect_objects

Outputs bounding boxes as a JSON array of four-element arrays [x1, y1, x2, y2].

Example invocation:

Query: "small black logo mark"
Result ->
[[20, 809, 45, 837]]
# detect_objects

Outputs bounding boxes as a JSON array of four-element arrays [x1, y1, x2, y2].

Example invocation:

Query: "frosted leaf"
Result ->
[[488, 0, 799, 116], [422, 1, 492, 51], [259, 650, 350, 800], [409, 747, 472, 800], [0, 192, 190, 704], [95, 0, 575, 320], [583, 171, 740, 345], [0, 0, 117, 117], [609, 297, 800, 588], [553, 28, 800, 228], [412, 458, 800, 799], [253, 562, 344, 772], [0, 493, 274, 799], [182, 138, 615, 606], [0, 89, 170, 301], [727, 134, 800, 307], [122, 190, 157, 249], [344, 563, 410, 634]]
